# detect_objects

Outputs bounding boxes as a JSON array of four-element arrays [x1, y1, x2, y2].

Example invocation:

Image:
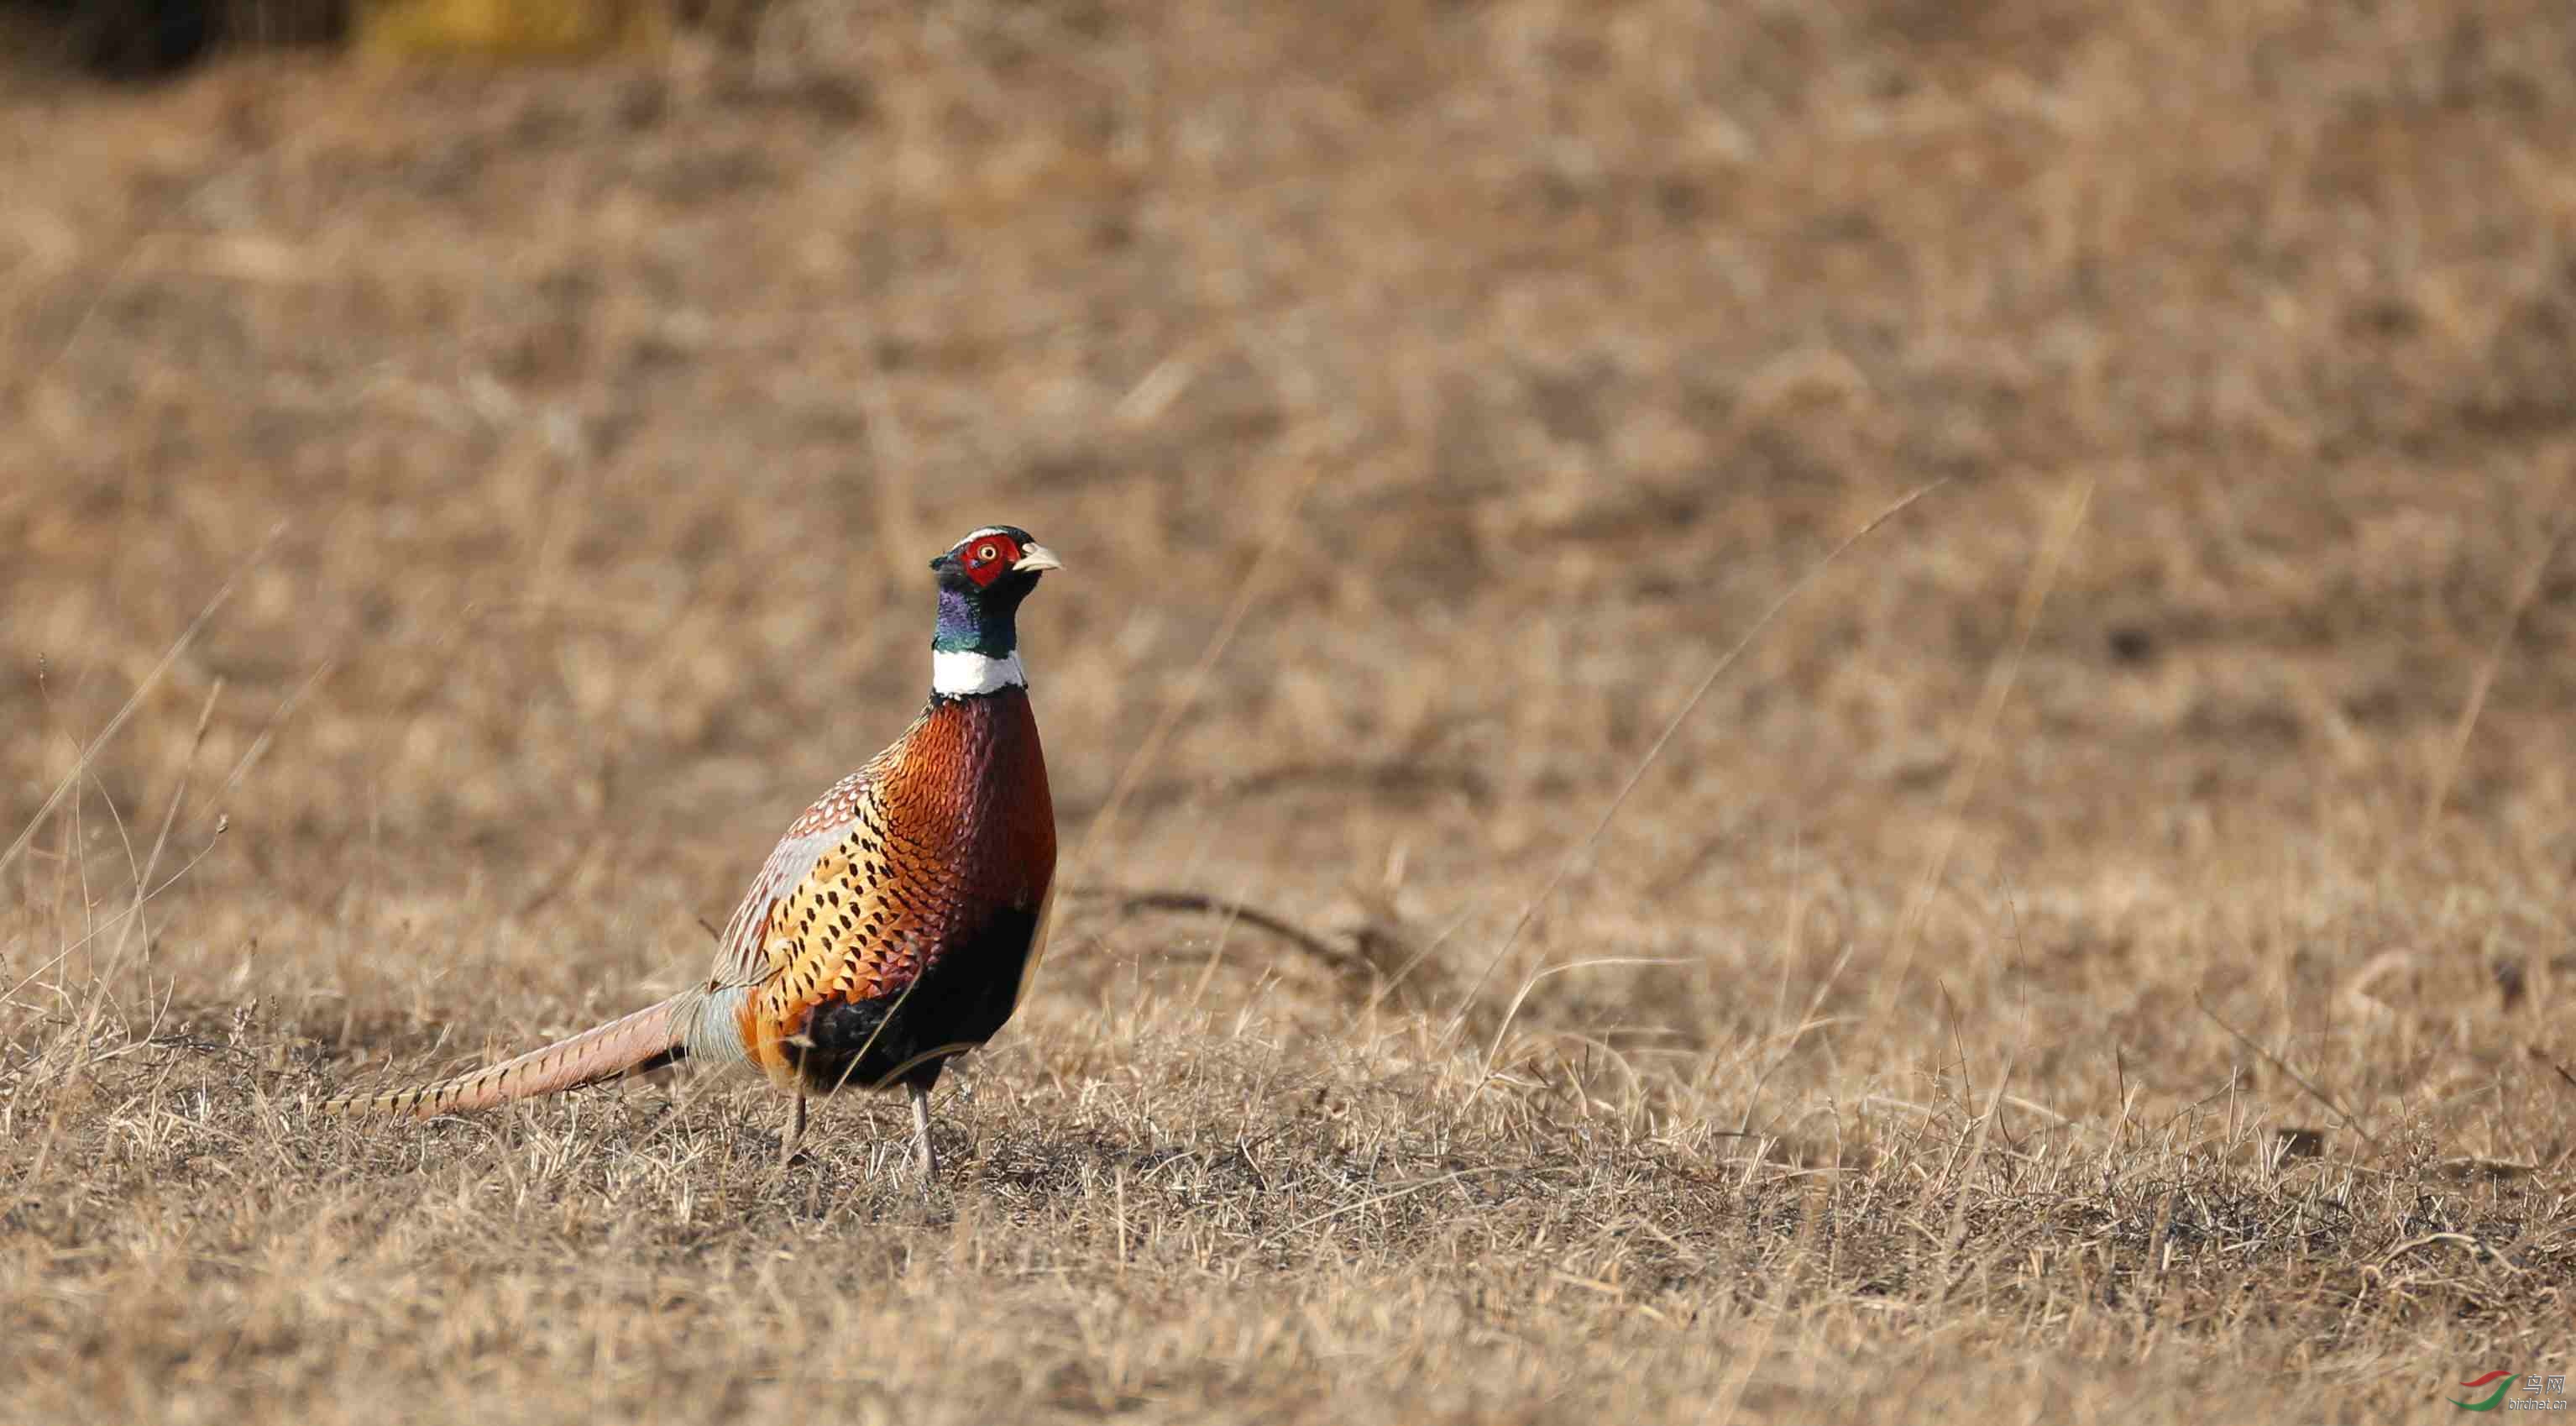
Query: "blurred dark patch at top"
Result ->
[[3, 0, 346, 78], [7, 0, 225, 76], [0, 0, 736, 78]]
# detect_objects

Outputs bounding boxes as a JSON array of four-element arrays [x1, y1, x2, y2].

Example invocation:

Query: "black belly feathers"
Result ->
[[790, 904, 1045, 1093]]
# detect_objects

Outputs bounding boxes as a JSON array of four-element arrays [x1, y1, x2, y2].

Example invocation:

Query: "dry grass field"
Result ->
[[6, 1, 2576, 1420]]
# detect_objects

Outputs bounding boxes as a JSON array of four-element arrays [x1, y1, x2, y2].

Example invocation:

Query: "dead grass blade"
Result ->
[[103, 678, 223, 978], [0, 819, 230, 1014], [1066, 464, 1322, 878], [2194, 994, 2380, 1149], [1, 521, 284, 882], [2421, 460, 2574, 836], [1445, 479, 1953, 1043], [1935, 1056, 2013, 1307], [1263, 1166, 1521, 1245], [1868, 477, 2092, 1015], [1477, 956, 1693, 1084], [196, 656, 338, 836]]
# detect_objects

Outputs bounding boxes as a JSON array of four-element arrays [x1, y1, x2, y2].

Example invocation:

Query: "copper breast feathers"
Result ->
[[730, 690, 1055, 1077]]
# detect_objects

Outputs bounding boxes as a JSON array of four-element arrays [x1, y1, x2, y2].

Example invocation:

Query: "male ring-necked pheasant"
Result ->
[[327, 526, 1062, 1179]]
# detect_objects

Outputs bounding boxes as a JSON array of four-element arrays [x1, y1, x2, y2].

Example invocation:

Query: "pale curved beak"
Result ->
[[1015, 543, 1064, 574]]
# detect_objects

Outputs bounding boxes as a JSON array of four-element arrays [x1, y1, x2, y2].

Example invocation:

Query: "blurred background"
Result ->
[[6, 0, 2575, 1140], [7, 3, 2576, 1418]]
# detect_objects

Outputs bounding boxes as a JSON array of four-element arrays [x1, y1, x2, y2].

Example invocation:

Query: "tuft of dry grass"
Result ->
[[5, 1, 2575, 1421]]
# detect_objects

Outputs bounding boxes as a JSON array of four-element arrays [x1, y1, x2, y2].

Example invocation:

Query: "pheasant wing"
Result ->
[[706, 768, 880, 988]]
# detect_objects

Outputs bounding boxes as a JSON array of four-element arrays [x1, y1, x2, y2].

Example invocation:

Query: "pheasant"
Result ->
[[327, 526, 1063, 1179]]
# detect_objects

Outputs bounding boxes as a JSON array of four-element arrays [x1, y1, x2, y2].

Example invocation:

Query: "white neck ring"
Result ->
[[931, 648, 1027, 697]]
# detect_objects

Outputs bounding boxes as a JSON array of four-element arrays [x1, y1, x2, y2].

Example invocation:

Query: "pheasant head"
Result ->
[[930, 525, 1062, 698]]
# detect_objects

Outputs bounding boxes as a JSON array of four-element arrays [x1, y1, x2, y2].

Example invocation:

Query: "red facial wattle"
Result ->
[[961, 534, 1023, 587]]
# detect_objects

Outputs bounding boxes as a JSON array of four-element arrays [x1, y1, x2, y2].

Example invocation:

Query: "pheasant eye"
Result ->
[[976, 543, 998, 562]]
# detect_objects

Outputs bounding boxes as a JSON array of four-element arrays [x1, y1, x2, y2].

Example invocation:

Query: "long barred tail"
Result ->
[[324, 993, 697, 1118]]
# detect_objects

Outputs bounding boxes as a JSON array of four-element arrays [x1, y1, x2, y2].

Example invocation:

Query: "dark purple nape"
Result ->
[[933, 578, 1019, 657]]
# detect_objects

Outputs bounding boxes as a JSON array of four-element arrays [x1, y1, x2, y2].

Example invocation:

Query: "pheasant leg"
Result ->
[[908, 1081, 940, 1182], [779, 1089, 807, 1169]]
